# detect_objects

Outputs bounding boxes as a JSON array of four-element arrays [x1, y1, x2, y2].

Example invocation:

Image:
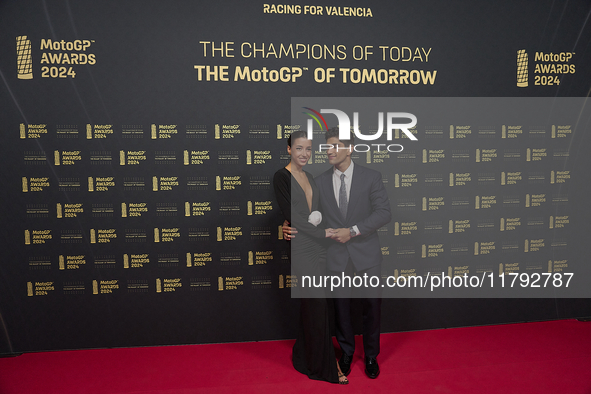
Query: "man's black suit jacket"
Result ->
[[316, 163, 391, 273]]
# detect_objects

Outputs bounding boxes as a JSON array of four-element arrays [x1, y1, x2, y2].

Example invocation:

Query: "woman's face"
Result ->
[[288, 137, 312, 168]]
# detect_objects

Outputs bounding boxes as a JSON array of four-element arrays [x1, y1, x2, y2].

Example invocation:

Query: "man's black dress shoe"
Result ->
[[365, 356, 380, 379], [339, 353, 352, 376]]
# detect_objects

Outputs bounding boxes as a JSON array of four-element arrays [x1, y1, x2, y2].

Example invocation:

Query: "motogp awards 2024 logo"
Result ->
[[16, 36, 97, 80], [516, 49, 575, 88], [302, 107, 417, 153]]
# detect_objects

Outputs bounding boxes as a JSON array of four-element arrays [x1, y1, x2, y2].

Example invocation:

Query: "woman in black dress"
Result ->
[[273, 130, 348, 385]]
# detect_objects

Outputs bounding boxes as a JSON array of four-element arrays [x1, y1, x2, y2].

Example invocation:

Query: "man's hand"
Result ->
[[282, 220, 297, 240], [330, 228, 351, 243]]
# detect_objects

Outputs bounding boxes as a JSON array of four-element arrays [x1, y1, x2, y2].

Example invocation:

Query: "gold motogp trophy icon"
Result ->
[[517, 49, 528, 87], [16, 36, 33, 79]]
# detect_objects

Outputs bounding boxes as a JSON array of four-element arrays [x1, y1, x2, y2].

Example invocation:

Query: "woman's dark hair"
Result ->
[[287, 130, 309, 147]]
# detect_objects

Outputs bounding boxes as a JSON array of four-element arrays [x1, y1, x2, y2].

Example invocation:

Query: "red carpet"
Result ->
[[1, 319, 590, 393]]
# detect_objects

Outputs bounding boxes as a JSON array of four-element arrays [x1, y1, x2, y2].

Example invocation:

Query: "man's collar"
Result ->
[[334, 161, 354, 177]]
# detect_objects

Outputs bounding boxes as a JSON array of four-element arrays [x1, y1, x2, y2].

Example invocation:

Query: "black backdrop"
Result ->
[[1, 0, 591, 354]]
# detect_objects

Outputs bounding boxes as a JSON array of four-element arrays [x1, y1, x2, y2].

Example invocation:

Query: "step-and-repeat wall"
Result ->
[[1, 0, 590, 353]]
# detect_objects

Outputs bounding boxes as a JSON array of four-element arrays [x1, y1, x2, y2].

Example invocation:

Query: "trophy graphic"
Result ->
[[516, 49, 528, 87], [16, 36, 33, 79]]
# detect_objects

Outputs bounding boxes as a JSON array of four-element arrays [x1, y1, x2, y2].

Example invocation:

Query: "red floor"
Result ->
[[1, 319, 590, 393]]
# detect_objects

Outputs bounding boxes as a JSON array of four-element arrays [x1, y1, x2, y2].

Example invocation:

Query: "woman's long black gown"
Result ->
[[273, 167, 339, 383]]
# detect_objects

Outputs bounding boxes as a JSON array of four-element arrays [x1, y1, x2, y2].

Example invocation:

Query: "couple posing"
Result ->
[[273, 128, 391, 384]]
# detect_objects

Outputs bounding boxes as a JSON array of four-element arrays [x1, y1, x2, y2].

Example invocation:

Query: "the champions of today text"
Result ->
[[194, 41, 437, 85]]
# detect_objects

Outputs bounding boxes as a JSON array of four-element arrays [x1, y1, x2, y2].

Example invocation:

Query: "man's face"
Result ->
[[326, 136, 352, 168]]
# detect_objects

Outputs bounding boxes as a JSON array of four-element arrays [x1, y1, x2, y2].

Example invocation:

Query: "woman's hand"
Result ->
[[325, 228, 336, 238], [282, 220, 297, 240]]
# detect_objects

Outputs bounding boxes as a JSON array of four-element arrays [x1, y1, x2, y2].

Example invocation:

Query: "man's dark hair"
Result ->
[[325, 127, 354, 147], [287, 130, 308, 147]]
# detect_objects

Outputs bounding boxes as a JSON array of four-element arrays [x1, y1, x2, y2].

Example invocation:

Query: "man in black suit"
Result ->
[[316, 128, 391, 379]]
